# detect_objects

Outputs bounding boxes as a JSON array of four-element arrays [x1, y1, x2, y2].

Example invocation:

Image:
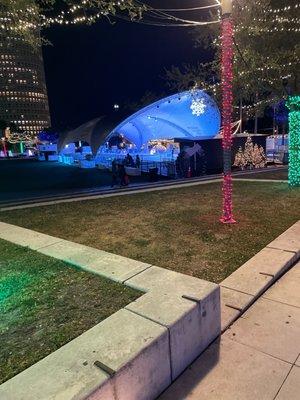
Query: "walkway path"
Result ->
[[0, 166, 287, 211], [159, 260, 300, 400]]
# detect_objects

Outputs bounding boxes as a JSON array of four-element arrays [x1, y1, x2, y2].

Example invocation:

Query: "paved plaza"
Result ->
[[159, 260, 300, 400]]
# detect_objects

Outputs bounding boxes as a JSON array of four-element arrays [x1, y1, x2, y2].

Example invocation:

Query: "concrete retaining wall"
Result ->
[[3, 220, 299, 399], [0, 222, 220, 400]]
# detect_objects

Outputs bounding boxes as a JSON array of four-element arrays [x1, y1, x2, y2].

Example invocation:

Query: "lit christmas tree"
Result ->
[[258, 145, 267, 169], [244, 135, 254, 168], [234, 135, 267, 170], [233, 146, 246, 170], [252, 144, 266, 169]]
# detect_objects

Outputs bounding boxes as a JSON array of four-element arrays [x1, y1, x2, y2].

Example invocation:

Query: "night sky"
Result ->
[[43, 19, 207, 130]]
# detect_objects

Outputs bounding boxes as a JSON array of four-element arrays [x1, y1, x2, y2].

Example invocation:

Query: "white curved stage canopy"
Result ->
[[58, 90, 221, 155], [109, 90, 221, 149]]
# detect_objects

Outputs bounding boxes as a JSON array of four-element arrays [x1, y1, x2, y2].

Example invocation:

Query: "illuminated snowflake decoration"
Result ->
[[190, 98, 206, 116]]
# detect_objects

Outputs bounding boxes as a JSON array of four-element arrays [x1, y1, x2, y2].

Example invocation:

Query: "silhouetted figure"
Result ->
[[135, 155, 141, 169], [176, 152, 184, 178], [125, 153, 134, 167], [118, 163, 128, 186], [111, 159, 118, 187]]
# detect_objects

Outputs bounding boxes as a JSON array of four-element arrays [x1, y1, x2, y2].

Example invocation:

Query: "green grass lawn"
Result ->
[[1, 181, 299, 285], [0, 239, 140, 384], [236, 167, 288, 180]]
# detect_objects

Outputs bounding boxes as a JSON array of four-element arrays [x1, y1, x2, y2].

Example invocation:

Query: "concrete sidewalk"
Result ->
[[159, 260, 300, 400]]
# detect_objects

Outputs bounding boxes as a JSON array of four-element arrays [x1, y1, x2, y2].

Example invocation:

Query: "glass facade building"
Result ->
[[0, 8, 50, 135]]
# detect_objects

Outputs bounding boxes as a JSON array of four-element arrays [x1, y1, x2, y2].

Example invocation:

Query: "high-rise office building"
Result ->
[[0, 7, 51, 135]]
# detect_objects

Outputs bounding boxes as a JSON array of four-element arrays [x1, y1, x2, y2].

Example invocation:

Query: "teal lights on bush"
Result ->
[[287, 96, 300, 187]]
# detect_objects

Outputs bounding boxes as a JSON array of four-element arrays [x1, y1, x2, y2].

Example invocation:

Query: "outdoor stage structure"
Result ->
[[57, 90, 222, 173], [55, 89, 269, 176]]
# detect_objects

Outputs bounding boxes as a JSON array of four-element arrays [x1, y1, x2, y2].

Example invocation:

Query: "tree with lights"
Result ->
[[252, 144, 267, 169], [287, 96, 300, 186], [244, 135, 254, 167], [166, 0, 299, 187], [166, 0, 300, 118], [0, 0, 144, 46], [233, 146, 246, 169], [234, 135, 267, 170]]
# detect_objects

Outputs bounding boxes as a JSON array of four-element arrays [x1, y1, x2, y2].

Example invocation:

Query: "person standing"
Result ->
[[119, 163, 128, 186], [135, 154, 141, 169], [111, 159, 118, 187]]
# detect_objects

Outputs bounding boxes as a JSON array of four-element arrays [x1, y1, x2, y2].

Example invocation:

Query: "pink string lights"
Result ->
[[220, 12, 236, 224]]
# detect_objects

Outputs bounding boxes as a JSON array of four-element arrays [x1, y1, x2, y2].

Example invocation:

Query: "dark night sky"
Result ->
[[42, 19, 208, 130]]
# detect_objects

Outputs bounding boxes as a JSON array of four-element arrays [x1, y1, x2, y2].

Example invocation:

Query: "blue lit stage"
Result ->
[[57, 90, 221, 175]]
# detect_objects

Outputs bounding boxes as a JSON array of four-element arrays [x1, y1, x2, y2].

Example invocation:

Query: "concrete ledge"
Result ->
[[267, 220, 300, 255], [220, 222, 300, 329], [126, 266, 221, 379], [2, 219, 299, 398], [126, 286, 220, 380], [0, 222, 220, 400], [38, 240, 151, 283], [0, 222, 151, 283], [125, 265, 217, 299], [220, 287, 253, 331], [263, 260, 300, 308], [0, 221, 61, 250], [0, 309, 171, 400], [221, 247, 297, 297]]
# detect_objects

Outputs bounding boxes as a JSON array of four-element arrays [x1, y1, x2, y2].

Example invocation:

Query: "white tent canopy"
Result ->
[[58, 90, 221, 155]]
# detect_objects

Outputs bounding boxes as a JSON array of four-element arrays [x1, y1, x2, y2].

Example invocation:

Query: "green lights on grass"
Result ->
[[287, 96, 300, 187]]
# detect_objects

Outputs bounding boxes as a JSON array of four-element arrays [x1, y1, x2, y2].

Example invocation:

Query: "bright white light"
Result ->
[[190, 98, 206, 116]]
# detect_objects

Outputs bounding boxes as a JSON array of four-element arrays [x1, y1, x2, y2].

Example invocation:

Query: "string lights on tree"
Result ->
[[287, 96, 300, 186], [165, 1, 299, 120], [220, 0, 236, 224]]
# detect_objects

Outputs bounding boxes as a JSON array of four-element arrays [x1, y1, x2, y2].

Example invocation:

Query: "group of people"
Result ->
[[123, 153, 141, 168], [111, 154, 141, 187]]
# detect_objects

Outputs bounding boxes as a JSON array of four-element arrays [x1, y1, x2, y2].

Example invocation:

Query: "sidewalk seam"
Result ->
[[272, 362, 297, 400], [226, 336, 294, 366], [260, 296, 300, 310]]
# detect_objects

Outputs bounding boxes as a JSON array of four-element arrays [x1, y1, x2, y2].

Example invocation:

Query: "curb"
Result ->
[[220, 220, 300, 331]]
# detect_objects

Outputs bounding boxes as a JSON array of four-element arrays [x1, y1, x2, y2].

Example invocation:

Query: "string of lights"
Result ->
[[286, 96, 300, 186], [4, 0, 300, 32], [250, 16, 300, 23], [237, 3, 300, 14], [220, 10, 235, 224], [244, 27, 300, 33], [5, 0, 298, 35], [156, 5, 221, 12], [38, 0, 222, 28]]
